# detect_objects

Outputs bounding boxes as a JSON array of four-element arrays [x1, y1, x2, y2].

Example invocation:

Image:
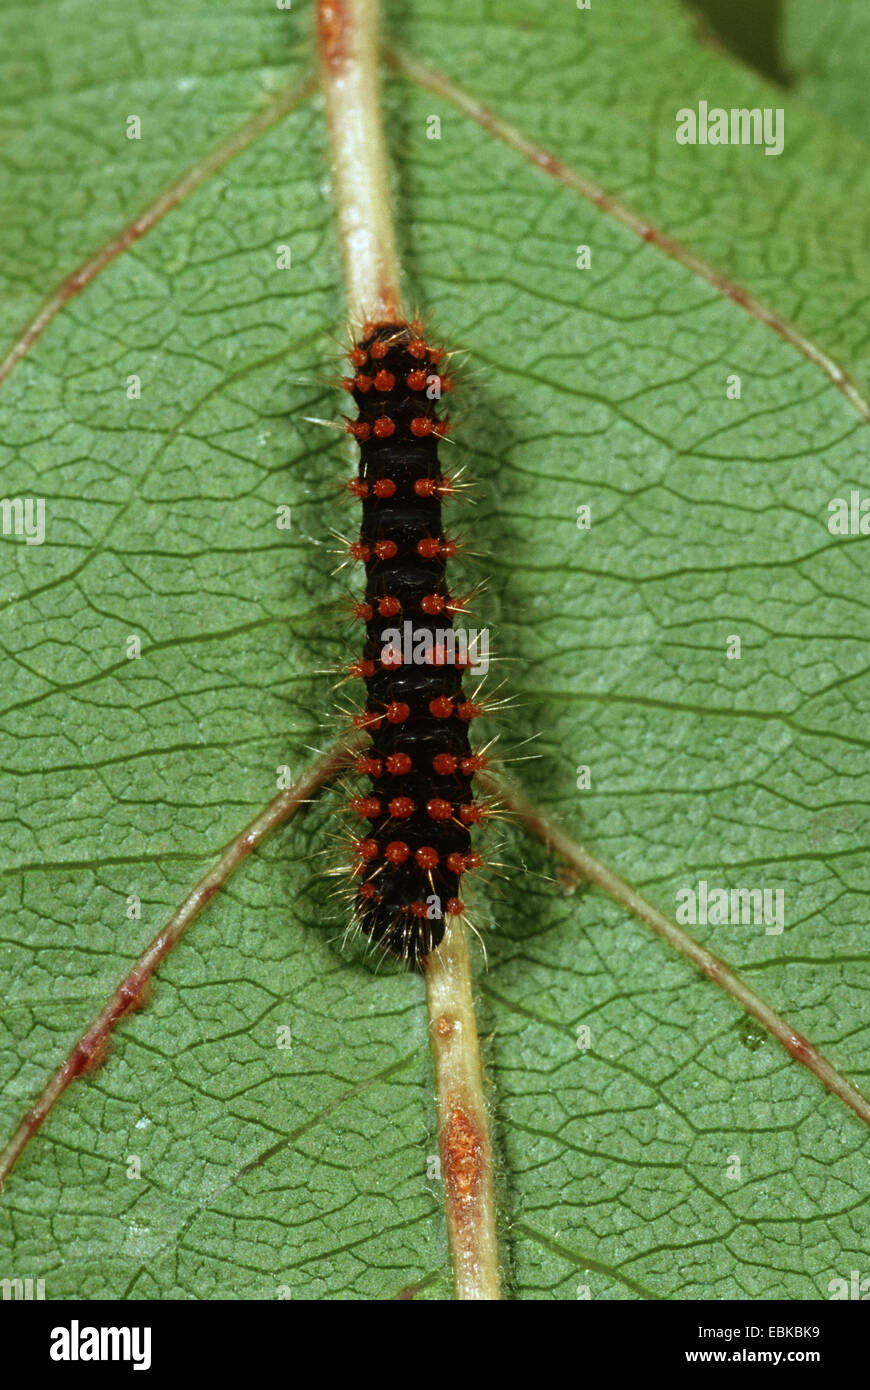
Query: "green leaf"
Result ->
[[783, 0, 870, 143], [0, 0, 867, 1299]]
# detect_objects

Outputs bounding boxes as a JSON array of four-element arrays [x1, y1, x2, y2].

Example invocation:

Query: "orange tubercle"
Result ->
[[457, 701, 483, 721], [386, 753, 412, 775], [352, 711, 383, 730], [432, 753, 457, 775]]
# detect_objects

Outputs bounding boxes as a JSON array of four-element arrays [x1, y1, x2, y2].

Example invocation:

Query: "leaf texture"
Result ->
[[0, 0, 867, 1299]]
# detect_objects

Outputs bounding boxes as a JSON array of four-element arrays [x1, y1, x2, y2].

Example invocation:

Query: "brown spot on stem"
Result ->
[[377, 273, 401, 321], [119, 975, 152, 1016], [318, 0, 349, 70], [442, 1103, 483, 1214], [76, 1035, 111, 1077], [701, 956, 724, 985], [435, 1015, 454, 1040], [787, 1032, 812, 1064]]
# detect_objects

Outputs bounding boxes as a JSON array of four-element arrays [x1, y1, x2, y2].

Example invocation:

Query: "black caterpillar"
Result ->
[[341, 320, 486, 962]]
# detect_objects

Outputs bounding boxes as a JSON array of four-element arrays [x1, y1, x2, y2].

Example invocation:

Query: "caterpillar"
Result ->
[[340, 319, 487, 963]]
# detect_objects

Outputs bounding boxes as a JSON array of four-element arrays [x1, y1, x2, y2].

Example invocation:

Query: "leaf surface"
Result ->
[[784, 0, 870, 143], [0, 0, 867, 1299]]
